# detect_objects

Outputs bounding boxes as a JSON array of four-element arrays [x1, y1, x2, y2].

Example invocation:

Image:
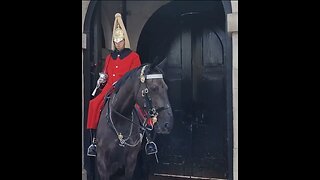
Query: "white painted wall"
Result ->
[[100, 1, 169, 52]]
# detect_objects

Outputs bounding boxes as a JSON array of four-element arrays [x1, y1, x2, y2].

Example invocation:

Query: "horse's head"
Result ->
[[136, 65, 174, 134]]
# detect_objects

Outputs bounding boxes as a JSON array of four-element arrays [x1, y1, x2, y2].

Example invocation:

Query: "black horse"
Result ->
[[96, 64, 174, 180]]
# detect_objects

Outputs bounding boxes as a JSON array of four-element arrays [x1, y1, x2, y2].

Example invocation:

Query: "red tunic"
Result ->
[[87, 49, 141, 129]]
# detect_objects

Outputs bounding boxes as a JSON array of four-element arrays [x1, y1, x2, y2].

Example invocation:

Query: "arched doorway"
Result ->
[[137, 1, 231, 179], [83, 1, 233, 179]]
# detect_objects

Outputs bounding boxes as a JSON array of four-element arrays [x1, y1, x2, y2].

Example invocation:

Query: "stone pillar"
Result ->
[[82, 1, 90, 180], [227, 1, 238, 180]]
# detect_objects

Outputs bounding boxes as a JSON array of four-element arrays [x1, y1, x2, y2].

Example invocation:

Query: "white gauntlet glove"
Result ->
[[92, 72, 108, 96], [97, 73, 107, 86]]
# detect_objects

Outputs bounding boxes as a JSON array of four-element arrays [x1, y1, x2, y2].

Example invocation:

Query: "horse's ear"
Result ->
[[156, 57, 168, 71], [150, 56, 167, 73], [150, 56, 160, 70]]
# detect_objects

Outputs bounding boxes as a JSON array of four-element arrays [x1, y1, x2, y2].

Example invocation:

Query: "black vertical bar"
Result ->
[[224, 14, 234, 180], [93, 4, 102, 81], [181, 29, 192, 104], [181, 27, 192, 176], [122, 0, 127, 26], [221, 2, 233, 179]]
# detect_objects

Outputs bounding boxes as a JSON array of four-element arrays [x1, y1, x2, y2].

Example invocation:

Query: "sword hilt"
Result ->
[[91, 84, 100, 96]]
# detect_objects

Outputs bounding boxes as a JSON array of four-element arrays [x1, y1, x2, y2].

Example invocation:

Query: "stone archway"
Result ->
[[82, 1, 237, 179]]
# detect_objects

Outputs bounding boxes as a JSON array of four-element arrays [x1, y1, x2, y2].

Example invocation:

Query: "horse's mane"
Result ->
[[114, 64, 147, 94], [113, 63, 164, 94]]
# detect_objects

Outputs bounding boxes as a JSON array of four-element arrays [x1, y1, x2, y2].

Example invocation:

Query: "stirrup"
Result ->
[[87, 144, 97, 157], [87, 138, 97, 157], [145, 141, 158, 155]]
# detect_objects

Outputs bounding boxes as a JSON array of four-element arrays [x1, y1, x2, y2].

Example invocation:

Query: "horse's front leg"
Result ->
[[125, 146, 141, 180], [97, 144, 111, 180], [97, 154, 110, 180]]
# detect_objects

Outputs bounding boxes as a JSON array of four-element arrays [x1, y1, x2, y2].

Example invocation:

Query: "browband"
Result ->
[[146, 74, 163, 79]]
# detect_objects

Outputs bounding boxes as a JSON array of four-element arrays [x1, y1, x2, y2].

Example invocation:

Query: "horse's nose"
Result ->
[[164, 122, 169, 128]]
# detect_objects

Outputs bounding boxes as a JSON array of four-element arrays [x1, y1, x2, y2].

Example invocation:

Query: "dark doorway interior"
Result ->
[[137, 1, 228, 179]]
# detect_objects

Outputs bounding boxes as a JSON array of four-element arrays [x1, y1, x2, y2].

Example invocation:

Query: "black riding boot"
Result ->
[[87, 129, 97, 157]]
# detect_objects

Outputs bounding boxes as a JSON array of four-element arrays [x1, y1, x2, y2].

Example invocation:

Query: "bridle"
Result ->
[[107, 65, 171, 147], [139, 65, 170, 125]]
